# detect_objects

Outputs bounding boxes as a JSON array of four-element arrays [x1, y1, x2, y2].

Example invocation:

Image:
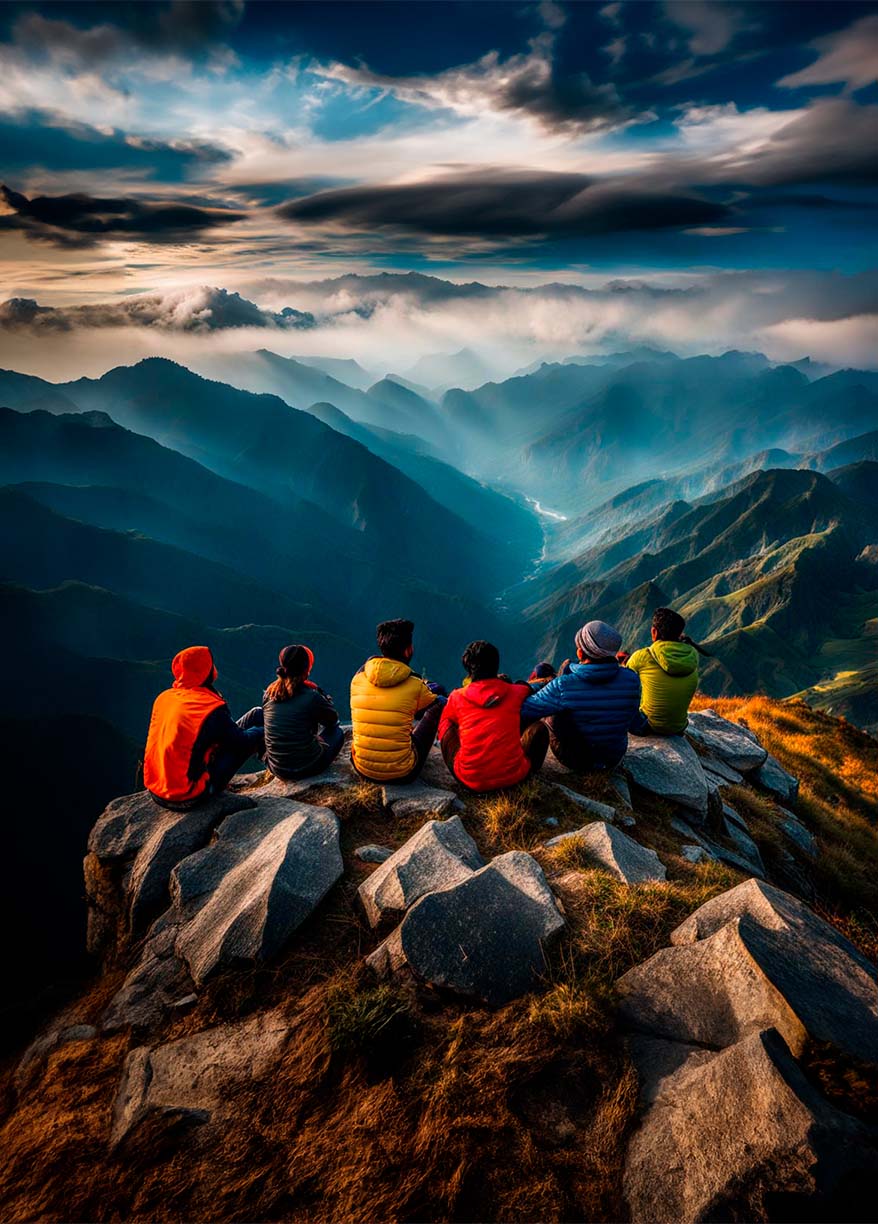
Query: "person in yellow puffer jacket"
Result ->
[[350, 618, 446, 782], [626, 607, 711, 735]]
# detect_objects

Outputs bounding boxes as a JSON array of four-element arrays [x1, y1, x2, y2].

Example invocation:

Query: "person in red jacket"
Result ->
[[144, 645, 265, 809], [439, 640, 549, 792]]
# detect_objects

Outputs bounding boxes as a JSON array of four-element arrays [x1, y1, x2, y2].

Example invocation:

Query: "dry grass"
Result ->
[[1, 697, 876, 1222]]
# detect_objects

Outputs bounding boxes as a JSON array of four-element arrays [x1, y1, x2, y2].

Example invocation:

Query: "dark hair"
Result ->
[[377, 618, 414, 662], [462, 640, 500, 680], [530, 662, 556, 680], [652, 607, 712, 657], [265, 643, 313, 702]]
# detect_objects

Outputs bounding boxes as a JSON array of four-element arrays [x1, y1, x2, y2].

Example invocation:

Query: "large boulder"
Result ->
[[358, 815, 483, 929], [111, 1009, 293, 1147], [670, 816, 764, 878], [85, 791, 253, 960], [686, 709, 768, 773], [618, 879, 878, 1065], [546, 822, 666, 885], [172, 798, 343, 986], [230, 761, 357, 798], [756, 753, 800, 803], [368, 851, 565, 1006], [624, 1028, 876, 1224], [623, 735, 709, 818]]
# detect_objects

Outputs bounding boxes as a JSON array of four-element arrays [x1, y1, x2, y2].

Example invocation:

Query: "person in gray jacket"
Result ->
[[262, 644, 344, 780]]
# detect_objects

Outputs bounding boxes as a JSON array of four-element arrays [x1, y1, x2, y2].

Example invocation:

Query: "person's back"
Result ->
[[521, 621, 646, 772], [440, 641, 548, 791], [350, 618, 443, 783], [627, 608, 706, 735], [144, 645, 264, 806], [263, 644, 343, 780]]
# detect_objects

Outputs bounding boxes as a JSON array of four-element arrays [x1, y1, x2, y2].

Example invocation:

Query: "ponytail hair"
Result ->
[[264, 643, 314, 702], [653, 607, 712, 657]]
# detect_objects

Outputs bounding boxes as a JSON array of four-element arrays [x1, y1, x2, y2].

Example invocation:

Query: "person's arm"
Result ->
[[626, 673, 650, 733], [313, 689, 339, 730], [188, 704, 246, 782], [521, 678, 566, 724], [416, 679, 445, 713], [626, 648, 646, 674]]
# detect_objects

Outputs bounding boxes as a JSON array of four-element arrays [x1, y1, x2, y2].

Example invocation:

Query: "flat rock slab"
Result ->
[[547, 822, 666, 885], [88, 790, 251, 862], [756, 753, 800, 803], [369, 851, 565, 1006], [172, 798, 343, 985], [358, 815, 483, 929], [700, 754, 744, 785], [550, 784, 617, 822], [229, 761, 357, 798], [112, 1009, 292, 1147], [619, 878, 878, 1065], [624, 735, 709, 817], [624, 1028, 876, 1224], [686, 710, 768, 773], [722, 804, 766, 876], [381, 781, 462, 818]]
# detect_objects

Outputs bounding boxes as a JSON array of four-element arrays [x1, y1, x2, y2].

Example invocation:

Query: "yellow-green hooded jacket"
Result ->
[[626, 640, 699, 735], [350, 657, 437, 780]]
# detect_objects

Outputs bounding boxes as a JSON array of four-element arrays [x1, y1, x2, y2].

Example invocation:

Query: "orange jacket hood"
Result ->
[[172, 645, 217, 690]]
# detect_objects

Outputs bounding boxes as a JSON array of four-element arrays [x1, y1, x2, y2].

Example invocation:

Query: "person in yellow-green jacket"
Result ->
[[625, 608, 711, 735], [350, 618, 447, 783]]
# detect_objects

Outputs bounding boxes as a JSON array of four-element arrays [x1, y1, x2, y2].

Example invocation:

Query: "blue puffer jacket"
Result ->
[[521, 661, 648, 767]]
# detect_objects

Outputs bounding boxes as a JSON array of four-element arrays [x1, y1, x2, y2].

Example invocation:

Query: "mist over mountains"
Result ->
[[3, 315, 878, 1023]]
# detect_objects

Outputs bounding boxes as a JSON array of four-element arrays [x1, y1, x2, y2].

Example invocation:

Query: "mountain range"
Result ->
[[2, 341, 877, 1032]]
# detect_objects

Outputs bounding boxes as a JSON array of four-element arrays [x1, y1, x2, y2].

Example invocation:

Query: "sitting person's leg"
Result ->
[[405, 700, 443, 780], [439, 721, 462, 778], [282, 723, 346, 780], [546, 710, 596, 772], [521, 720, 550, 773], [207, 724, 264, 794]]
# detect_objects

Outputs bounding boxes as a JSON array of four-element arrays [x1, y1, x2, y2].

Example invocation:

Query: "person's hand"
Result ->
[[427, 681, 447, 697], [616, 650, 630, 665]]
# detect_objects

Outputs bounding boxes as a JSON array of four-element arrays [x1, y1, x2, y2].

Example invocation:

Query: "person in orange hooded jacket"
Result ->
[[144, 645, 265, 809]]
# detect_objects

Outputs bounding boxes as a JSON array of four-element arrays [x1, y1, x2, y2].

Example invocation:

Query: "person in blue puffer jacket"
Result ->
[[521, 619, 648, 772]]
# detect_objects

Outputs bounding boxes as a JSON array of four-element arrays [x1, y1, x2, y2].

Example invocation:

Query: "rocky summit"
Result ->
[[2, 697, 877, 1224]]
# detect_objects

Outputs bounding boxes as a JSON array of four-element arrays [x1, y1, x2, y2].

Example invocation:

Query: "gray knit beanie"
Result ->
[[575, 620, 622, 660]]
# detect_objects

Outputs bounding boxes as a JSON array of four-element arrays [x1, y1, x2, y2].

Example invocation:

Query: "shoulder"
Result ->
[[627, 648, 652, 670]]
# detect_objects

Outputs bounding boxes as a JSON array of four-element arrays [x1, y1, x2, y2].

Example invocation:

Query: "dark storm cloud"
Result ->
[[12, 1, 244, 67], [277, 170, 730, 239], [0, 110, 231, 180], [0, 184, 246, 248], [0, 286, 315, 333], [737, 99, 878, 189]]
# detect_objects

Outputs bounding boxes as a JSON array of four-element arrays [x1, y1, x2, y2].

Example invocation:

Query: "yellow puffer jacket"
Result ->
[[350, 657, 437, 780]]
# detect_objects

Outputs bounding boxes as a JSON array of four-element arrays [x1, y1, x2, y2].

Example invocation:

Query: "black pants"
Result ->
[[441, 720, 549, 791], [545, 710, 621, 774]]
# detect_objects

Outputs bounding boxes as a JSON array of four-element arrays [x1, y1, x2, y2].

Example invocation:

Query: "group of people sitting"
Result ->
[[142, 608, 709, 810]]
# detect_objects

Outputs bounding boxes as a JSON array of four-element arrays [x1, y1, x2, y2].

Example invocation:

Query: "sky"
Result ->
[[0, 0, 876, 375]]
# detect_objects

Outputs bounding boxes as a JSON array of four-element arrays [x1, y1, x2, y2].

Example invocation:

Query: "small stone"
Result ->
[[544, 816, 560, 828], [682, 844, 713, 864], [671, 816, 763, 879], [550, 784, 617, 822], [355, 844, 393, 864], [609, 771, 633, 809]]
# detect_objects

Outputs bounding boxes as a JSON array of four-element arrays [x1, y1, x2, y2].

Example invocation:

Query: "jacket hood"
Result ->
[[460, 677, 514, 708], [570, 660, 620, 685], [364, 656, 413, 687], [172, 645, 216, 689], [650, 641, 699, 676]]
